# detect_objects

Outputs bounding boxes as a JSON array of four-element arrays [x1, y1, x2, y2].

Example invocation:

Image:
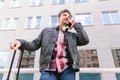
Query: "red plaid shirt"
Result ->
[[45, 30, 68, 73]]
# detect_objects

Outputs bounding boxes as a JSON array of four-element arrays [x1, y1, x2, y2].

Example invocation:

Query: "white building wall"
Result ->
[[0, 0, 120, 80]]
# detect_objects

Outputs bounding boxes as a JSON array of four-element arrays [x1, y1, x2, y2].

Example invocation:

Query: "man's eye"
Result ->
[[68, 16, 71, 18], [63, 14, 66, 16]]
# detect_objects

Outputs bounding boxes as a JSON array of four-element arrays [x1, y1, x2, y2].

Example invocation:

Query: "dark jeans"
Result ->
[[39, 66, 75, 80]]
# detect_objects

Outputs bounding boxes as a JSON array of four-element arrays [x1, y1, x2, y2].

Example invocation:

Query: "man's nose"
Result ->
[[66, 15, 69, 18], [65, 16, 69, 20]]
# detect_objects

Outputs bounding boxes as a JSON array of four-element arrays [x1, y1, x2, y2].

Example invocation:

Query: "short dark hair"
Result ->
[[58, 9, 72, 18]]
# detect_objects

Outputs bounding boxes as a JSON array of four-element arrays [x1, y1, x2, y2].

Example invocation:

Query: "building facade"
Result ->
[[0, 0, 120, 80]]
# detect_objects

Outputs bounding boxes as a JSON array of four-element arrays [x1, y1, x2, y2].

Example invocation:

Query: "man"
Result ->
[[9, 9, 89, 80]]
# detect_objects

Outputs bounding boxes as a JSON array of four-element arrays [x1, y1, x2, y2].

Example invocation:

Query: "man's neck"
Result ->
[[58, 23, 66, 30]]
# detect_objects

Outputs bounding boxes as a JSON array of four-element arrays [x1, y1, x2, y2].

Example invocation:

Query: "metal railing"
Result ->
[[0, 68, 119, 80], [0, 68, 120, 73]]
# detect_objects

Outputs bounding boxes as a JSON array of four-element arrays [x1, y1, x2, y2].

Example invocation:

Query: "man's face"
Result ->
[[58, 12, 72, 26]]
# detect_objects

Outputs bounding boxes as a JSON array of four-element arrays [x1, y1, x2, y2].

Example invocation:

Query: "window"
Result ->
[[19, 73, 34, 80], [0, 74, 3, 80], [0, 51, 9, 68], [13, 17, 19, 28], [0, 0, 4, 2], [91, 56, 98, 62], [75, 13, 93, 26], [102, 11, 120, 24], [91, 50, 97, 54], [26, 17, 33, 29], [78, 49, 99, 67], [52, 0, 65, 4], [18, 50, 35, 68], [9, 0, 23, 8], [30, 0, 43, 6], [99, 0, 108, 1], [51, 15, 58, 27], [85, 50, 90, 55], [35, 16, 41, 28], [112, 49, 120, 67], [25, 16, 41, 29], [92, 63, 99, 67], [1, 17, 18, 30], [0, 0, 5, 8], [80, 73, 101, 80], [74, 0, 88, 3], [116, 73, 120, 80], [80, 58, 84, 64], [117, 49, 120, 56], [87, 64, 92, 67], [2, 18, 10, 29], [86, 57, 91, 62]]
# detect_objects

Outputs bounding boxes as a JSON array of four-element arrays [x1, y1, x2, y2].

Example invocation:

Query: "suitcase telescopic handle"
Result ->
[[6, 50, 16, 80], [6, 50, 24, 80], [16, 50, 24, 80]]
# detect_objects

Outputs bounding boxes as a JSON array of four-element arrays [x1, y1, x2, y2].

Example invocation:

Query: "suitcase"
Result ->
[[6, 50, 24, 80]]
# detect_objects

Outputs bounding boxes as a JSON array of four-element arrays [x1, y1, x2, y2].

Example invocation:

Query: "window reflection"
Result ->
[[102, 11, 120, 24], [75, 14, 92, 26], [17, 50, 35, 68], [0, 51, 9, 68]]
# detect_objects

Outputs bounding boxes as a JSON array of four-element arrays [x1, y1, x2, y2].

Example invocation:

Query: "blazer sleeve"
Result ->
[[17, 28, 45, 51], [73, 22, 89, 46]]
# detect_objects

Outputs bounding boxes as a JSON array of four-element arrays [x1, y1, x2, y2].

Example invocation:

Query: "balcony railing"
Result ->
[[0, 68, 120, 80], [0, 68, 120, 73]]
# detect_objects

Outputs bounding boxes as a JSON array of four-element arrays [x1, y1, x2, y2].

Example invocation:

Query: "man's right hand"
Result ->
[[9, 40, 21, 50]]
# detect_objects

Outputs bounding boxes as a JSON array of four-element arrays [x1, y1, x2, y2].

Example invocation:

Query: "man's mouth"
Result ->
[[63, 19, 69, 24]]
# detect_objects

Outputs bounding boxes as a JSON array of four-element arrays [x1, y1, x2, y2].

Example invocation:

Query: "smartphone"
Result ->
[[66, 22, 72, 28]]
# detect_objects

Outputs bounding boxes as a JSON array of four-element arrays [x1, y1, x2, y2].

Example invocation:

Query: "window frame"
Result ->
[[25, 16, 41, 29], [102, 11, 120, 25], [0, 51, 9, 69], [9, 0, 23, 8], [0, 0, 5, 8], [52, 0, 65, 5], [1, 17, 18, 30], [50, 15, 58, 27], [74, 0, 89, 3], [75, 13, 93, 26], [29, 0, 43, 6]]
